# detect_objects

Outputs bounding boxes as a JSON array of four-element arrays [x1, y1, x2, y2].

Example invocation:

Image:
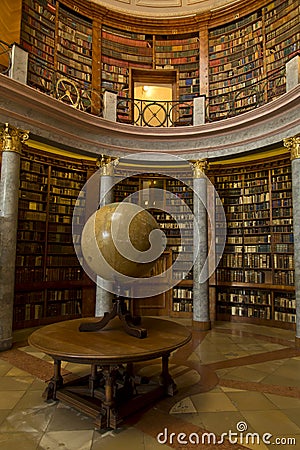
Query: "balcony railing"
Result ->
[[28, 59, 103, 116], [0, 40, 12, 75], [1, 41, 292, 126], [206, 67, 286, 122], [117, 66, 286, 126], [117, 98, 193, 127]]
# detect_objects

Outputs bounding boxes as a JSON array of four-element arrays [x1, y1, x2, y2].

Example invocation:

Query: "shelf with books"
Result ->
[[113, 175, 140, 203], [21, 0, 56, 93], [155, 33, 200, 101], [274, 292, 296, 324], [217, 287, 272, 320], [271, 161, 294, 288], [208, 10, 264, 119], [46, 288, 83, 317], [209, 154, 295, 329], [14, 290, 45, 325], [13, 147, 95, 329], [112, 173, 194, 317], [57, 5, 93, 85], [171, 285, 193, 318], [101, 26, 153, 96], [214, 171, 244, 283], [264, 0, 300, 78]]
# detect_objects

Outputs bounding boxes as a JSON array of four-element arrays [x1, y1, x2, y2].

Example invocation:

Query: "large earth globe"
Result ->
[[81, 202, 165, 282]]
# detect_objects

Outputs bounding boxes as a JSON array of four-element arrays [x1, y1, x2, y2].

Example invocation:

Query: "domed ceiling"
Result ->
[[90, 0, 243, 18]]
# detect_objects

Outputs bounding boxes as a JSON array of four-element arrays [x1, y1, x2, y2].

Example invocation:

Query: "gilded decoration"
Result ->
[[0, 123, 29, 154], [283, 136, 300, 160], [191, 159, 208, 178], [96, 154, 119, 176]]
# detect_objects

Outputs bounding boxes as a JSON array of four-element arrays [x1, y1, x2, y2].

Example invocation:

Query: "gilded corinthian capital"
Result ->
[[96, 154, 119, 176], [283, 136, 300, 160], [191, 159, 208, 178], [0, 123, 29, 154]]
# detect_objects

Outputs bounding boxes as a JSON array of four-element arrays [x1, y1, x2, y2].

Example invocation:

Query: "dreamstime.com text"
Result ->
[[156, 422, 297, 446]]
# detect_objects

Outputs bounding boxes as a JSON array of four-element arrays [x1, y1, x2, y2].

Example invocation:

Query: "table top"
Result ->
[[28, 317, 191, 364]]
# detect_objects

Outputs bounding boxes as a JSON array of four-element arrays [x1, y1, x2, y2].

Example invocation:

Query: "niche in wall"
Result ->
[[130, 68, 178, 126]]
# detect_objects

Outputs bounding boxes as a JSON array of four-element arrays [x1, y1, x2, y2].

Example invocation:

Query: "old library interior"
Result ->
[[0, 0, 300, 448]]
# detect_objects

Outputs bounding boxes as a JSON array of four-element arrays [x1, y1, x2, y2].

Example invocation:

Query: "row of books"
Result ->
[[275, 296, 296, 309], [218, 290, 271, 304], [45, 268, 83, 282], [173, 288, 193, 299], [15, 268, 43, 283], [172, 299, 193, 312], [218, 305, 271, 319]]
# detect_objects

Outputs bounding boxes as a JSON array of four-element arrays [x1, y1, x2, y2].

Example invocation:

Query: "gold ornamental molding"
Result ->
[[96, 154, 119, 176], [283, 136, 300, 160], [0, 123, 29, 154], [190, 159, 208, 178]]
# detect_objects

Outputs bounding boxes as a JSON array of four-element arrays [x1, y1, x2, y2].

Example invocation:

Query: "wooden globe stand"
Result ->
[[79, 296, 147, 338]]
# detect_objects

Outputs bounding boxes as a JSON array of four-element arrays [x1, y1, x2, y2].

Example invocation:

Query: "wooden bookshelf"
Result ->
[[264, 0, 299, 73], [101, 25, 153, 97], [113, 173, 194, 318], [21, 0, 56, 93], [14, 146, 96, 329], [56, 5, 93, 86], [209, 154, 295, 329], [208, 10, 264, 119], [154, 33, 200, 102], [20, 0, 299, 121]]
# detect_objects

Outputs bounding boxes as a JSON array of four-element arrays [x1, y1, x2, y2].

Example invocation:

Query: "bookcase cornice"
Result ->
[[59, 0, 271, 33]]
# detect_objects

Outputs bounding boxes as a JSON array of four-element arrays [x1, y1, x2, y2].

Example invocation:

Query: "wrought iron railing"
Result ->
[[28, 59, 103, 116], [117, 97, 194, 126], [2, 49, 288, 125], [0, 40, 12, 75], [206, 67, 286, 122], [117, 66, 286, 126]]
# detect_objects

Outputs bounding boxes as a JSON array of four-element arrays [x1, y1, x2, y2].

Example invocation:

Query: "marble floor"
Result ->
[[0, 320, 300, 449]]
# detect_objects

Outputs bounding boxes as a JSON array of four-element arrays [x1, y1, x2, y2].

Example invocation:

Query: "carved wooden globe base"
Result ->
[[79, 296, 147, 338]]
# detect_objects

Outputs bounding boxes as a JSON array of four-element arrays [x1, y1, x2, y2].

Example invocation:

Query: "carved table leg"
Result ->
[[159, 353, 177, 396], [95, 365, 120, 430], [89, 364, 98, 396], [43, 358, 63, 401]]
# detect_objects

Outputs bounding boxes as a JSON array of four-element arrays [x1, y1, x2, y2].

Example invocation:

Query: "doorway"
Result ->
[[129, 68, 179, 126]]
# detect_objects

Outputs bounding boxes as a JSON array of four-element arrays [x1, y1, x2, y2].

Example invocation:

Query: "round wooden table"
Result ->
[[29, 317, 191, 429]]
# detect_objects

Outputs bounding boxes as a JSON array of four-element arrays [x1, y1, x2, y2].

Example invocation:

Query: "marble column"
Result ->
[[95, 155, 118, 317], [283, 136, 300, 347], [0, 123, 29, 351], [191, 159, 210, 331]]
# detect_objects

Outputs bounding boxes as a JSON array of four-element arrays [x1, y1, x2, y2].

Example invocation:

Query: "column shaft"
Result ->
[[0, 124, 29, 350], [95, 156, 116, 317], [284, 136, 300, 346], [192, 160, 210, 331], [292, 157, 300, 340]]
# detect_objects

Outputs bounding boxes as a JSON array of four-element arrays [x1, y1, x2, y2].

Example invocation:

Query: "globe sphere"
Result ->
[[81, 202, 165, 282]]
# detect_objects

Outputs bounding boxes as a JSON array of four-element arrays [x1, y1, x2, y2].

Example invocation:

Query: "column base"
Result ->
[[192, 320, 211, 331], [0, 337, 13, 351], [295, 336, 300, 348]]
